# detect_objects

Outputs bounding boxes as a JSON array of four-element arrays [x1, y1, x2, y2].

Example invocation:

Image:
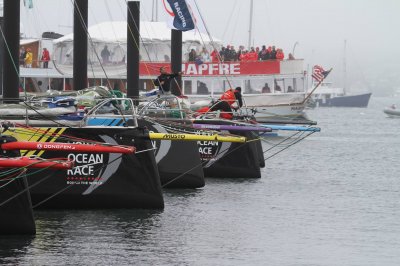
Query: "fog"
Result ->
[[18, 0, 400, 95]]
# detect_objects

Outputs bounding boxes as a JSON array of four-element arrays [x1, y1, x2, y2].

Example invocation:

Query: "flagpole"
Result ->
[[301, 68, 332, 105]]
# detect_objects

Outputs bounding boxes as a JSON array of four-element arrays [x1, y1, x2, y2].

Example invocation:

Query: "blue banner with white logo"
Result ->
[[166, 0, 195, 31]]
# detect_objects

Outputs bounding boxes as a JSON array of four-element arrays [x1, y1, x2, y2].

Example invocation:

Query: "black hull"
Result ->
[[138, 119, 205, 188], [195, 120, 264, 178], [3, 127, 164, 209], [0, 175, 36, 235], [316, 93, 372, 107], [88, 118, 205, 189], [0, 136, 36, 235]]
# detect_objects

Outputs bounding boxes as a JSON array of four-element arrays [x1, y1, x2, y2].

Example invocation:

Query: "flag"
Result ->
[[23, 0, 34, 9], [312, 65, 331, 82], [165, 0, 195, 31]]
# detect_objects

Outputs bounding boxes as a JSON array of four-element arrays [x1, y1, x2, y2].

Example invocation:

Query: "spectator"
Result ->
[[200, 47, 210, 62], [20, 47, 26, 66], [219, 46, 226, 61], [24, 48, 33, 68], [274, 80, 282, 92], [262, 83, 271, 93], [101, 45, 111, 63], [287, 85, 295, 92], [210, 48, 219, 62], [288, 53, 295, 60], [276, 48, 284, 60], [197, 81, 209, 95], [247, 48, 258, 61], [41, 48, 50, 68], [270, 46, 277, 59], [228, 45, 237, 61], [188, 49, 197, 62]]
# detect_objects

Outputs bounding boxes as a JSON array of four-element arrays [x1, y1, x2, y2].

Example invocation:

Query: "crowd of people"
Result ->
[[188, 44, 294, 63]]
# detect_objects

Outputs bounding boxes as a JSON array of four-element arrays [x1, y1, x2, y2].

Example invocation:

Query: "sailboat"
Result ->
[[308, 40, 372, 108]]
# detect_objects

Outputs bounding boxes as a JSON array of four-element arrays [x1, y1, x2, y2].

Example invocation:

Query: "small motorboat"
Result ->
[[383, 104, 400, 118]]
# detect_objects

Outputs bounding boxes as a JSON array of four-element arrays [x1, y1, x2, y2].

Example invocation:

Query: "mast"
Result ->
[[73, 0, 88, 91], [2, 0, 20, 102], [155, 0, 159, 21], [247, 0, 253, 50], [343, 39, 347, 94], [151, 0, 159, 22], [127, 0, 140, 104], [171, 29, 182, 96]]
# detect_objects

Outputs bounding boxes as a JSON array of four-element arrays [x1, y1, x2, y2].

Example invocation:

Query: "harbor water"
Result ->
[[1, 96, 399, 266]]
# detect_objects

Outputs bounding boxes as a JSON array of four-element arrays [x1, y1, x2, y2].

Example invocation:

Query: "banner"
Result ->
[[139, 61, 281, 76], [165, 0, 195, 31]]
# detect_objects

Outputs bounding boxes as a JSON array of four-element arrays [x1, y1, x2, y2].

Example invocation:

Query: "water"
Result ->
[[1, 96, 400, 266]]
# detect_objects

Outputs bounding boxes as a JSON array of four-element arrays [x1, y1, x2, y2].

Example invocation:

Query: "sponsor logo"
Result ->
[[182, 63, 240, 75], [66, 153, 103, 177], [173, 2, 187, 27], [162, 134, 185, 140]]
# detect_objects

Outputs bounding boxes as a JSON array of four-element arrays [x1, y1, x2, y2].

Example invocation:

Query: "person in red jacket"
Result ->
[[247, 48, 258, 61], [41, 48, 51, 68], [276, 48, 284, 60], [210, 48, 220, 62]]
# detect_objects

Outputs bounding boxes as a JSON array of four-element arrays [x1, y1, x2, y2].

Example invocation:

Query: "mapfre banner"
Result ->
[[139, 61, 281, 76]]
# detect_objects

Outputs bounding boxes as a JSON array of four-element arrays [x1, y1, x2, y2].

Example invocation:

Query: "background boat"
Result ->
[[308, 81, 372, 107]]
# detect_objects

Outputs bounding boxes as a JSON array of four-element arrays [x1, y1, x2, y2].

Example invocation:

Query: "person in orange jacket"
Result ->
[[208, 87, 243, 119]]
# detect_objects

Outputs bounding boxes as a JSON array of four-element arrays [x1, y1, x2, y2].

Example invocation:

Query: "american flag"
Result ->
[[312, 65, 329, 82]]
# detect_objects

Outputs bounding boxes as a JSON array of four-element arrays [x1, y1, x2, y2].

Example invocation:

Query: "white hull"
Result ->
[[189, 92, 307, 121], [383, 107, 400, 118]]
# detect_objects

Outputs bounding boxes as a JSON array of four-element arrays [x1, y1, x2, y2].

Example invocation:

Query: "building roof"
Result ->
[[53, 21, 220, 44]]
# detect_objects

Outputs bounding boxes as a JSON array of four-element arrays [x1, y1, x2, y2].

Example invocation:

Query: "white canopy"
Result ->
[[54, 21, 221, 44]]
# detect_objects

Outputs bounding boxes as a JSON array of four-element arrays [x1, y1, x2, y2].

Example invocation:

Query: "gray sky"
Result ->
[[18, 0, 400, 94]]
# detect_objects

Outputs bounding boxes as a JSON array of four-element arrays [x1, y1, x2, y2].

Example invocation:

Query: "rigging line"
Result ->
[[32, 185, 72, 209], [0, 171, 50, 208], [192, 0, 234, 89], [124, 0, 165, 90], [0, 27, 24, 96], [228, 0, 242, 45], [87, 6, 102, 81], [70, 0, 113, 89], [0, 159, 68, 182], [124, 0, 158, 91], [21, 102, 72, 128], [260, 130, 302, 154], [0, 169, 25, 183], [263, 131, 316, 161], [102, 0, 128, 89], [221, 0, 238, 41]]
